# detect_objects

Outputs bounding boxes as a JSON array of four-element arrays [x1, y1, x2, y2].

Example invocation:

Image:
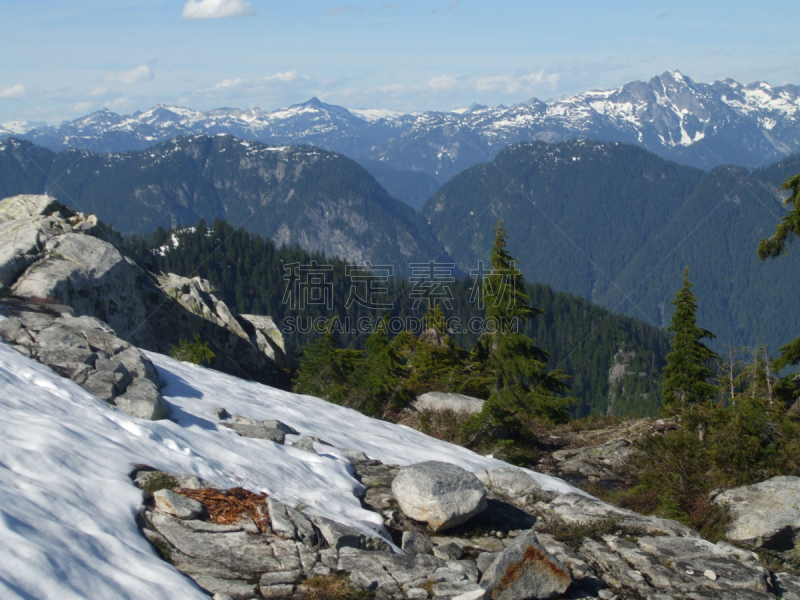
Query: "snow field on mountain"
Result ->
[[0, 335, 579, 599]]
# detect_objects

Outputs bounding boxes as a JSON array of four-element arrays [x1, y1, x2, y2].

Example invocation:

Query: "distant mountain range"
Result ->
[[2, 133, 799, 352], [0, 136, 448, 273], [4, 70, 800, 199]]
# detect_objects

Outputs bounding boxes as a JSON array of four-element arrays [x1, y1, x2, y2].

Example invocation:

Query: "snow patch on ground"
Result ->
[[0, 340, 581, 598]]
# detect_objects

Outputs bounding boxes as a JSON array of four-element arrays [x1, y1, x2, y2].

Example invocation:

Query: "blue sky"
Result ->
[[0, 0, 798, 124]]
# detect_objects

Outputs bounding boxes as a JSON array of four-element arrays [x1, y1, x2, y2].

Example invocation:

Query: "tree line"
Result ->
[[126, 221, 670, 417]]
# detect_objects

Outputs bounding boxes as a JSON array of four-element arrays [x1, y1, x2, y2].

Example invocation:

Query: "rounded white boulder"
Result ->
[[391, 461, 487, 532]]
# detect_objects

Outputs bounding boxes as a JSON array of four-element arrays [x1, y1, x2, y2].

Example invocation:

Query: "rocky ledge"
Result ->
[[0, 298, 169, 419], [0, 194, 286, 385], [136, 421, 800, 600]]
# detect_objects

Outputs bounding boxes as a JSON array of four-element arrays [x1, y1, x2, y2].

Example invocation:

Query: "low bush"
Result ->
[[169, 334, 215, 365], [301, 572, 375, 600], [611, 397, 800, 540], [140, 472, 178, 498]]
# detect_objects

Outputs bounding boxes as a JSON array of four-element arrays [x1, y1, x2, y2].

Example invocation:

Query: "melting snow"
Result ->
[[0, 338, 581, 598]]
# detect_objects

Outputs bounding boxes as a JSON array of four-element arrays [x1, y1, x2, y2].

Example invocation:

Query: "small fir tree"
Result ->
[[661, 267, 717, 406], [169, 334, 216, 366], [402, 304, 489, 397], [475, 221, 573, 431], [759, 173, 800, 410], [293, 321, 362, 404], [350, 316, 409, 416]]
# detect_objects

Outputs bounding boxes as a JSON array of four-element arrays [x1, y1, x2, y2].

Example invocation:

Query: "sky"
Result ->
[[0, 0, 798, 124]]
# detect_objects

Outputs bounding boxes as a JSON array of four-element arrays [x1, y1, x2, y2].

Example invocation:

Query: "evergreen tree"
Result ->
[[401, 305, 490, 398], [293, 322, 362, 404], [476, 221, 573, 430], [128, 217, 671, 416], [759, 173, 800, 374], [169, 334, 216, 366], [661, 267, 717, 406], [350, 316, 409, 416]]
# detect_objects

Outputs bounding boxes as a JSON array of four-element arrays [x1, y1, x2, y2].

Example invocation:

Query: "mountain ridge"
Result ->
[[7, 70, 800, 186], [422, 139, 800, 353], [0, 135, 450, 274]]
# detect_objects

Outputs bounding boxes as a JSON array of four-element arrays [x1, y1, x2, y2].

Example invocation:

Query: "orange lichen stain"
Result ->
[[496, 546, 571, 593]]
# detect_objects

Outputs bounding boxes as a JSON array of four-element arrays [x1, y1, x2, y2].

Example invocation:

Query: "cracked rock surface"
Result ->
[[0, 194, 286, 386], [0, 298, 169, 419], [136, 452, 800, 600]]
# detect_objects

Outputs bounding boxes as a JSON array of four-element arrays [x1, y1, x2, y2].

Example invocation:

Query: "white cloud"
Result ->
[[0, 83, 27, 98], [110, 97, 133, 110], [211, 77, 246, 90], [265, 70, 297, 82], [427, 75, 456, 91], [72, 102, 94, 114], [88, 87, 109, 97], [182, 0, 256, 19], [104, 65, 154, 85], [475, 71, 559, 94]]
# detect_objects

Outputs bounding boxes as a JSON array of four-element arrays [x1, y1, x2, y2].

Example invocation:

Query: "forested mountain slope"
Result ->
[[0, 136, 447, 273], [128, 221, 671, 417], [423, 140, 800, 352]]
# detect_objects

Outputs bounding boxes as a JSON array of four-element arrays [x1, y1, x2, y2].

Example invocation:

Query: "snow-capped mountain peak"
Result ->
[[10, 71, 800, 179]]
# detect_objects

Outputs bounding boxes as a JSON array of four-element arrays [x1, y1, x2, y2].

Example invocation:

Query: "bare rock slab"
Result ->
[[222, 422, 286, 444], [153, 489, 204, 519], [392, 461, 488, 532], [715, 476, 800, 551]]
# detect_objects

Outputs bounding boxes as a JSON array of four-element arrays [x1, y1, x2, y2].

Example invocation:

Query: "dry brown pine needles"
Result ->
[[178, 487, 269, 533]]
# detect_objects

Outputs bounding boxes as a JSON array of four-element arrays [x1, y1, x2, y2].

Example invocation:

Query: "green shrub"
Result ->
[[140, 472, 178, 498], [613, 398, 800, 540], [301, 572, 375, 600], [169, 334, 215, 365]]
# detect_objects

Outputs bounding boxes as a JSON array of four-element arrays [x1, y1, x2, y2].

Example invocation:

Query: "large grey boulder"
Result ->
[[0, 195, 65, 293], [480, 530, 572, 600], [0, 195, 286, 386], [413, 391, 485, 415], [0, 300, 169, 420], [391, 461, 487, 532], [714, 476, 800, 551]]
